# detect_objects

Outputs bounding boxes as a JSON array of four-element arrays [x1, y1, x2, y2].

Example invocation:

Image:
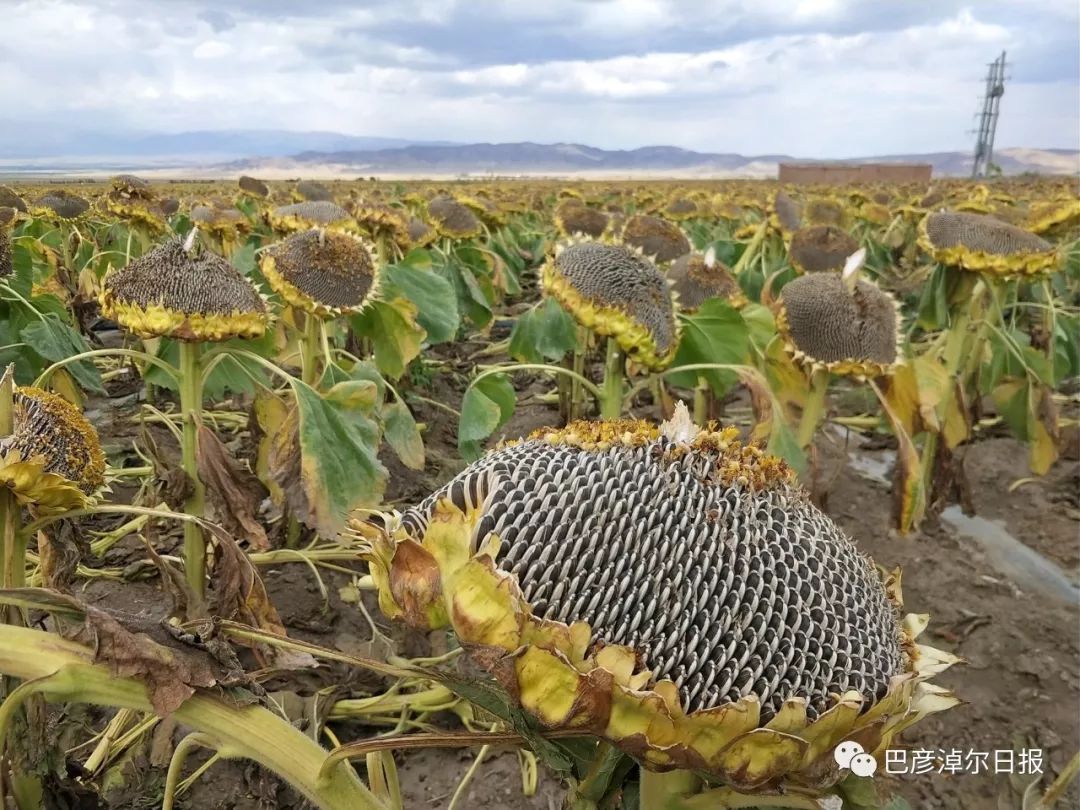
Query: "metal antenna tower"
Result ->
[[971, 51, 1008, 178]]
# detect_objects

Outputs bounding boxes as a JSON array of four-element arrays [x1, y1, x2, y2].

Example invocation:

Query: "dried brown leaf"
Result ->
[[195, 425, 270, 550]]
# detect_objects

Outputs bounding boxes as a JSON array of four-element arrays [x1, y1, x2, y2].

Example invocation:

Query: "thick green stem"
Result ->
[[600, 338, 624, 420], [0, 370, 22, 620], [178, 341, 206, 604], [692, 376, 709, 426], [570, 326, 588, 421], [301, 311, 322, 387], [796, 369, 830, 449], [639, 768, 701, 810]]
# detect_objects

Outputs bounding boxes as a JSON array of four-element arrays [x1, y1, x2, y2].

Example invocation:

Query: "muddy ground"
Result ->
[[56, 343, 1080, 810]]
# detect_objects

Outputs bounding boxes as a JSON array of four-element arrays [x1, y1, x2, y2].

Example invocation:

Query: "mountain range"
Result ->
[[0, 128, 1075, 177]]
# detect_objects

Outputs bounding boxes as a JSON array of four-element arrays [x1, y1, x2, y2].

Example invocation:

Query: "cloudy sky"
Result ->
[[3, 0, 1078, 157]]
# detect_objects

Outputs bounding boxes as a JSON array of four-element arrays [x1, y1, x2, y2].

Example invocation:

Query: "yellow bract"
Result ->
[[100, 297, 267, 342], [361, 498, 959, 795], [917, 216, 1059, 277]]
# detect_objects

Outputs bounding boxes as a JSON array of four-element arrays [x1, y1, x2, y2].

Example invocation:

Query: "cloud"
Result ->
[[0, 0, 1076, 157]]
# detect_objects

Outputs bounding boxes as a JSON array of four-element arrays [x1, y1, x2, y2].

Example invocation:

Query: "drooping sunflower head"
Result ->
[[101, 191, 168, 233], [237, 175, 270, 199], [293, 180, 334, 202], [457, 194, 506, 228], [32, 191, 89, 222], [788, 225, 861, 274], [777, 269, 900, 378], [0, 186, 27, 213], [1026, 199, 1080, 236], [109, 174, 152, 198], [268, 201, 356, 235], [662, 196, 701, 221], [770, 190, 802, 234], [1, 385, 106, 512], [348, 202, 412, 254], [620, 214, 690, 264], [804, 197, 849, 228], [357, 406, 958, 794], [543, 240, 678, 369], [100, 235, 268, 341], [918, 211, 1058, 276], [427, 196, 482, 239], [554, 198, 609, 238], [406, 217, 437, 248], [667, 248, 745, 311], [261, 228, 379, 317]]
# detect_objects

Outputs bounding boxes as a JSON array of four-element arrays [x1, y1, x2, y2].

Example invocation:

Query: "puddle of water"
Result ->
[[941, 506, 1080, 604]]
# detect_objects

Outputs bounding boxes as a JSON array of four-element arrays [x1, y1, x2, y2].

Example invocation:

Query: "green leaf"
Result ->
[[21, 313, 105, 394], [508, 299, 578, 363], [739, 303, 776, 353], [667, 300, 750, 395], [458, 373, 515, 460], [382, 398, 425, 470], [146, 334, 274, 399], [349, 299, 425, 380], [289, 379, 387, 537], [383, 253, 459, 344], [230, 242, 257, 276], [916, 264, 951, 330]]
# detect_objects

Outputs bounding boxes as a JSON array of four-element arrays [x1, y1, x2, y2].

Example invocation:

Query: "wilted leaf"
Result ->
[[383, 398, 425, 470], [195, 425, 270, 551], [1029, 384, 1059, 475], [508, 299, 578, 363], [21, 313, 104, 394], [873, 381, 925, 534], [270, 381, 387, 537], [668, 300, 750, 395], [459, 373, 515, 460], [350, 298, 425, 380], [383, 251, 460, 344], [211, 534, 318, 671], [253, 390, 289, 504]]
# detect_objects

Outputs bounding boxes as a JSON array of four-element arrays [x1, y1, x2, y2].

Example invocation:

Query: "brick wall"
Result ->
[[778, 163, 933, 184]]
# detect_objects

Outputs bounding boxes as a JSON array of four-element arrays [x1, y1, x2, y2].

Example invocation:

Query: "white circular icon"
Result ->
[[833, 741, 865, 769], [850, 753, 878, 778]]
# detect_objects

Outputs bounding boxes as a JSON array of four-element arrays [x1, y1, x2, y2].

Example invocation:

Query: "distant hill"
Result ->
[[0, 128, 454, 163], [231, 142, 1079, 178]]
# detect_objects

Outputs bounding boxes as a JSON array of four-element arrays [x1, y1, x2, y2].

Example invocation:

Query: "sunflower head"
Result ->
[[100, 235, 267, 341], [918, 211, 1058, 276], [788, 225, 860, 274], [349, 202, 412, 253], [667, 249, 745, 311], [101, 191, 168, 233], [620, 214, 690, 263], [804, 197, 849, 228], [109, 174, 152, 198], [554, 199, 609, 238], [427, 196, 482, 239], [770, 191, 802, 234], [237, 175, 270, 199], [777, 269, 900, 378], [543, 240, 678, 369], [662, 196, 700, 221], [356, 408, 958, 794], [261, 228, 379, 317], [406, 217, 437, 248], [32, 191, 89, 222], [268, 201, 356, 235], [0, 186, 27, 213], [293, 180, 334, 202], [1, 385, 106, 512]]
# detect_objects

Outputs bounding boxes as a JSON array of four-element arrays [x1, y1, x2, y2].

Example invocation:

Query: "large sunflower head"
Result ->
[[101, 190, 168, 233], [1, 385, 106, 512], [788, 225, 861, 274], [356, 407, 958, 796], [268, 201, 356, 235], [348, 201, 412, 254], [109, 174, 152, 198], [406, 217, 437, 248], [554, 198, 610, 239], [427, 196, 482, 239], [804, 197, 849, 228], [543, 240, 678, 369], [260, 228, 379, 317], [100, 234, 268, 341], [662, 196, 701, 221], [667, 248, 746, 311], [32, 191, 89, 222], [777, 260, 900, 378], [918, 211, 1058, 276], [620, 214, 691, 264]]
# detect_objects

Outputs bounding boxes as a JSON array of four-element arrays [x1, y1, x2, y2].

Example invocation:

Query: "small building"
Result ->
[[778, 162, 932, 184]]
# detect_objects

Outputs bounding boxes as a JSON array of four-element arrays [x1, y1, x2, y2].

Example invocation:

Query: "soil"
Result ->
[[29, 345, 1080, 810]]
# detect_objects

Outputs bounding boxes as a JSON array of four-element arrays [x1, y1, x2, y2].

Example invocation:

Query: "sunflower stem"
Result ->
[[301, 311, 322, 387], [692, 375, 709, 426], [570, 327, 588, 421], [600, 337, 624, 420], [796, 368, 830, 449], [0, 368, 23, 621], [639, 768, 701, 810], [178, 341, 206, 605]]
